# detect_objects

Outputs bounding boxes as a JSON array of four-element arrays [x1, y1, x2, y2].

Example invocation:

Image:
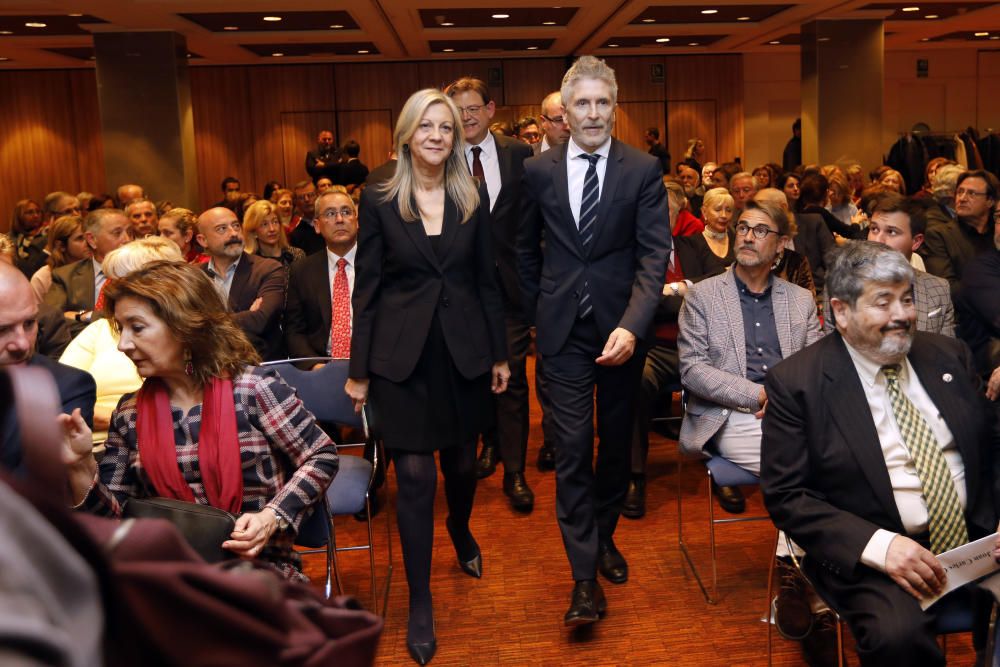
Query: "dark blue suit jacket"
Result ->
[[517, 139, 671, 355], [1, 354, 96, 472]]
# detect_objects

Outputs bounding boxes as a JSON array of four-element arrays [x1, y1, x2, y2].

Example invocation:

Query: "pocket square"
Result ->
[[927, 308, 941, 318]]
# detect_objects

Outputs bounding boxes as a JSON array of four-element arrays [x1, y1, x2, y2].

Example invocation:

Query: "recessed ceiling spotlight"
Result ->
[[357, 49, 369, 54], [492, 13, 510, 19], [992, 35, 1000, 40], [688, 42, 699, 46], [975, 31, 989, 36], [263, 16, 282, 22], [924, 14, 938, 19], [271, 52, 284, 56], [701, 9, 719, 15], [769, 40, 780, 44], [737, 16, 751, 21], [88, 55, 95, 60], [608, 43, 619, 47], [902, 6, 920, 11], [443, 48, 454, 52], [25, 22, 47, 28], [68, 13, 83, 17], [920, 37, 929, 41], [441, 21, 454, 26], [818, 36, 831, 42], [656, 37, 670, 42], [527, 46, 538, 50], [223, 26, 239, 31], [543, 21, 556, 25], [641, 18, 655, 23], [330, 24, 343, 29], [0, 57, 8, 61], [0, 30, 12, 35]]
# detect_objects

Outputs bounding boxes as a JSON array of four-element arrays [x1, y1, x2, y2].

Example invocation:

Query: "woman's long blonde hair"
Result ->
[[242, 200, 289, 254], [379, 88, 479, 224]]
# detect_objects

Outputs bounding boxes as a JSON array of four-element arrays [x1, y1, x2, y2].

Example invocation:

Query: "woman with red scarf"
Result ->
[[60, 260, 338, 581]]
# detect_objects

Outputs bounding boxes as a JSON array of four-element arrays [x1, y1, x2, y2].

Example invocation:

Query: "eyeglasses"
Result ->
[[319, 208, 355, 221], [956, 188, 988, 199], [735, 222, 780, 239], [541, 114, 566, 125], [456, 104, 484, 116]]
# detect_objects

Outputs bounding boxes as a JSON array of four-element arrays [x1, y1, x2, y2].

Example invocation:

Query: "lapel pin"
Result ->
[[942, 373, 953, 383]]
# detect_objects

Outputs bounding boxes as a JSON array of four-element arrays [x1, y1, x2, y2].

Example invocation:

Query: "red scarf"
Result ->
[[136, 377, 244, 513]]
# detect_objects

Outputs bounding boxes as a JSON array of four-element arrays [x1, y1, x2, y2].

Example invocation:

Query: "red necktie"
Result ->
[[330, 258, 351, 358], [471, 146, 485, 182]]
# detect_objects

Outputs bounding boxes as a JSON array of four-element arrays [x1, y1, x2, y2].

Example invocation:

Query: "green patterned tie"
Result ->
[[882, 365, 968, 554]]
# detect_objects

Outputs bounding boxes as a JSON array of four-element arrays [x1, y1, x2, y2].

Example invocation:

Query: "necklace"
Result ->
[[704, 228, 727, 241]]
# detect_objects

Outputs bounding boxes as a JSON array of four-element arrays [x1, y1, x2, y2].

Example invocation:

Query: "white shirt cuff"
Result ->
[[860, 529, 899, 572]]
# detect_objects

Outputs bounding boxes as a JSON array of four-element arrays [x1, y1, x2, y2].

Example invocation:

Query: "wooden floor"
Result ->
[[300, 356, 976, 666]]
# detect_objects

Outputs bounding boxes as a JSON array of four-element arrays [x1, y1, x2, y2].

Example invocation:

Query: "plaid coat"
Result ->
[[677, 270, 822, 456], [80, 366, 338, 581]]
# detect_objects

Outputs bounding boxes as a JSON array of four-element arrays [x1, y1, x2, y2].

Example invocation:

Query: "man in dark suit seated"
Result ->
[[762, 240, 999, 666], [285, 190, 359, 365], [518, 56, 670, 625], [197, 208, 286, 361], [45, 208, 131, 336], [624, 181, 724, 519], [0, 261, 95, 472]]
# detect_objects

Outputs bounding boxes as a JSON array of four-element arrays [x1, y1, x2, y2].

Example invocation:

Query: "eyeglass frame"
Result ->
[[955, 187, 989, 199], [318, 207, 356, 221], [456, 104, 486, 116], [541, 113, 567, 125], [735, 222, 781, 239]]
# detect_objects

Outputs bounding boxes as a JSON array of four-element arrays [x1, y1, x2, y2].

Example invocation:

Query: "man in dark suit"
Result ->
[[305, 129, 341, 184], [644, 127, 670, 175], [285, 191, 358, 365], [338, 141, 369, 191], [45, 208, 130, 335], [197, 208, 286, 361], [518, 56, 670, 625], [288, 180, 325, 255], [762, 241, 999, 665], [0, 261, 95, 472], [445, 76, 536, 512], [534, 91, 571, 157]]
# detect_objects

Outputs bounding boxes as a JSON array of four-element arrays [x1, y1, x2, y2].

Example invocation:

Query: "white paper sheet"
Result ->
[[920, 532, 1000, 610]]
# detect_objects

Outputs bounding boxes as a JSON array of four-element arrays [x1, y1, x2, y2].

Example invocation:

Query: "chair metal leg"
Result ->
[[677, 459, 719, 604], [324, 509, 334, 599], [329, 513, 346, 597], [765, 529, 778, 666], [365, 496, 377, 614], [707, 468, 718, 604]]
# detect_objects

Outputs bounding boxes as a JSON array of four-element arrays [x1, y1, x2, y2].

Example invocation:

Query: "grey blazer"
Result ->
[[677, 269, 822, 456], [822, 268, 955, 337]]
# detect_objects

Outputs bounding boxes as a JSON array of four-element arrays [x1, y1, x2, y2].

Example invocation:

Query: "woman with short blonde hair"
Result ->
[[242, 199, 304, 268]]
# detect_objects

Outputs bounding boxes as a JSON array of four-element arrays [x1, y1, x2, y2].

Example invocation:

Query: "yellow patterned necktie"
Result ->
[[882, 365, 968, 554]]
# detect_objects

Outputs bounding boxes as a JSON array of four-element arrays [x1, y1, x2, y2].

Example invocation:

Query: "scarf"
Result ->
[[136, 376, 243, 513]]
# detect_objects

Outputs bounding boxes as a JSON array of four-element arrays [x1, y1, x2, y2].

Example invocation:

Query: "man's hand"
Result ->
[[249, 297, 263, 312], [986, 366, 1000, 401], [596, 328, 636, 366], [223, 508, 279, 559], [755, 386, 768, 419], [345, 377, 369, 414], [491, 361, 511, 394], [315, 160, 326, 168], [885, 535, 946, 601]]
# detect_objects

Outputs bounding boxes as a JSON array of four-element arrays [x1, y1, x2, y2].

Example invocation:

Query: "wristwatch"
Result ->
[[668, 282, 680, 296], [74, 310, 87, 322]]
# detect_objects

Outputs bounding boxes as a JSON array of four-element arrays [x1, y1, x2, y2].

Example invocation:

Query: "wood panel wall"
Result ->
[[0, 55, 745, 229]]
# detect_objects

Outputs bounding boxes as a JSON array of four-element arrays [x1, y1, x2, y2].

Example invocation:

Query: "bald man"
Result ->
[[0, 261, 95, 472], [197, 207, 286, 360]]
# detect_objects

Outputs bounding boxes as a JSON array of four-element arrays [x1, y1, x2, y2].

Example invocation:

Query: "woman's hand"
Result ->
[[345, 378, 370, 414], [58, 408, 94, 467], [986, 366, 1000, 401], [223, 507, 279, 559], [491, 361, 511, 394]]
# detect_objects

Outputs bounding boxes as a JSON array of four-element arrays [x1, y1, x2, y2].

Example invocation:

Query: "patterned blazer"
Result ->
[[821, 268, 955, 337], [678, 269, 822, 456]]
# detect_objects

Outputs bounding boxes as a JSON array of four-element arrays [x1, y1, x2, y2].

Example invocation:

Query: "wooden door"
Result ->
[[668, 100, 717, 172], [337, 109, 395, 171]]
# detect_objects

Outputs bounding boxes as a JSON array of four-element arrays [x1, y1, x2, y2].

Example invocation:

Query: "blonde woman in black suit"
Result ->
[[345, 88, 509, 665]]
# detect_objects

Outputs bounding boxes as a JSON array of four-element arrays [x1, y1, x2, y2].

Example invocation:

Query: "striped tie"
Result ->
[[882, 365, 968, 554], [577, 153, 600, 319]]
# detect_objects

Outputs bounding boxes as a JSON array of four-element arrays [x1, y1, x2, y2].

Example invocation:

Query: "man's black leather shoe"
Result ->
[[536, 442, 555, 471], [563, 579, 606, 627], [503, 472, 534, 512], [711, 479, 746, 514], [475, 444, 497, 479], [597, 541, 628, 584], [622, 477, 646, 519]]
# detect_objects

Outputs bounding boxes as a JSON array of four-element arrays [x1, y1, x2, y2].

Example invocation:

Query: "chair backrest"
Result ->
[[262, 358, 361, 430]]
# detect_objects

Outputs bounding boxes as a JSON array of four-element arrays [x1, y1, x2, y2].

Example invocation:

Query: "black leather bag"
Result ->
[[123, 497, 237, 563]]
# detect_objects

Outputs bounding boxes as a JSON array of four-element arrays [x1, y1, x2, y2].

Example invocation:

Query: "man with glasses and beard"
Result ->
[[197, 208, 286, 361], [762, 241, 998, 666]]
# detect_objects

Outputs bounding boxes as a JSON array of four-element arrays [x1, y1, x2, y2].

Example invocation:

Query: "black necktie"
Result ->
[[577, 153, 600, 319]]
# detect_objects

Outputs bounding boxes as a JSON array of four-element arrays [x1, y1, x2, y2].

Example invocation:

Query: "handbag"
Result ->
[[123, 497, 237, 563], [1, 366, 384, 667]]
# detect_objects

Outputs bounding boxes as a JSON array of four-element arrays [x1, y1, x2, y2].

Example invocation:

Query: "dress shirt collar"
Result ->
[[567, 136, 612, 163], [466, 131, 497, 159], [207, 253, 241, 279], [326, 243, 357, 267], [732, 270, 773, 297]]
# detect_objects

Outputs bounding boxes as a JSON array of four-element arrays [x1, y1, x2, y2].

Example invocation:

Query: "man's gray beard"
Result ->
[[222, 242, 244, 258]]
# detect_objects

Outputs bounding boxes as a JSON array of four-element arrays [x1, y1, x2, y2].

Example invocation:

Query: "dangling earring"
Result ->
[[184, 349, 194, 377], [402, 143, 410, 153]]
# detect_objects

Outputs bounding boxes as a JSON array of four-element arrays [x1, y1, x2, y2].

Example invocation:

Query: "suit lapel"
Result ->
[[551, 145, 584, 256], [771, 280, 794, 357], [317, 254, 333, 328], [912, 272, 930, 331], [435, 194, 460, 262], [81, 260, 95, 308], [720, 271, 748, 375], [589, 139, 623, 254], [398, 199, 441, 270], [494, 134, 512, 205], [825, 335, 904, 526], [229, 254, 251, 310]]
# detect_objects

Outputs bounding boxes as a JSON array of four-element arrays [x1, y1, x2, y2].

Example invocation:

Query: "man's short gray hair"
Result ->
[[84, 207, 127, 235], [124, 198, 155, 216], [314, 190, 356, 218], [826, 241, 914, 326], [42, 191, 74, 216], [931, 164, 964, 201], [560, 56, 618, 107]]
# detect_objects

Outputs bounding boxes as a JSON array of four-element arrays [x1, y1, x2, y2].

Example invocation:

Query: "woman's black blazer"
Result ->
[[350, 182, 507, 383]]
